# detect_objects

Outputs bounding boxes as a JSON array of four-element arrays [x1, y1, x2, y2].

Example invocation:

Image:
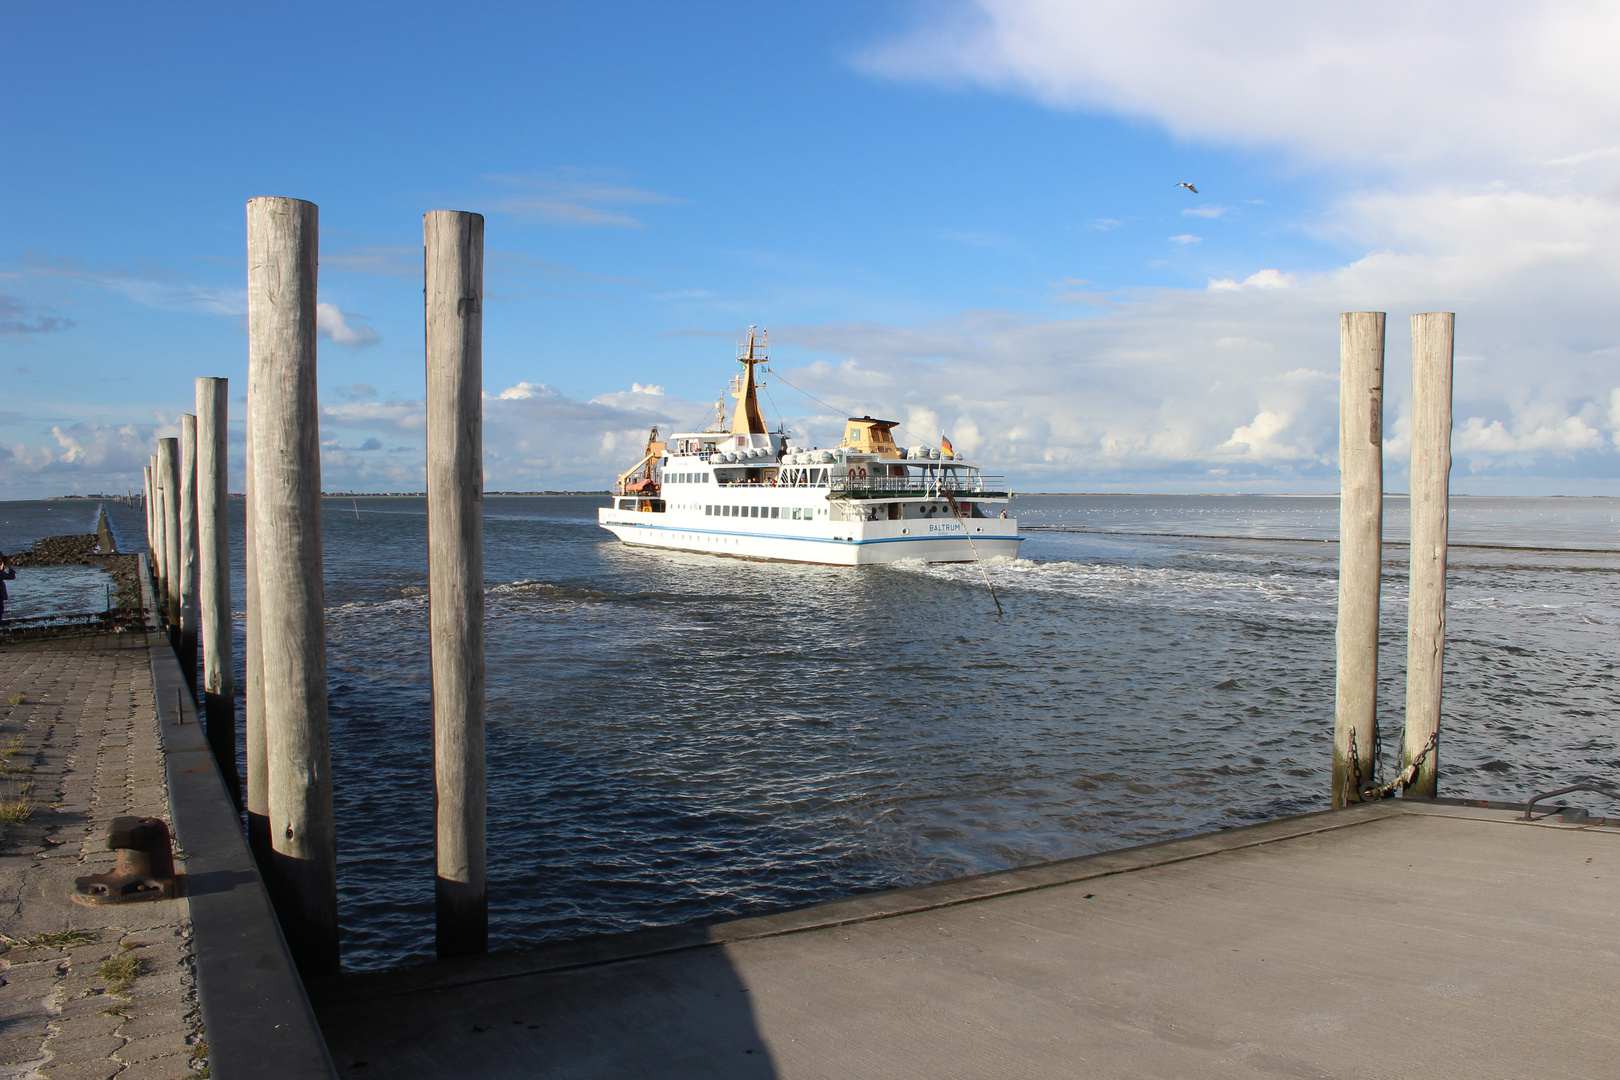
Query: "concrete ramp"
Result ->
[[313, 801, 1620, 1079]]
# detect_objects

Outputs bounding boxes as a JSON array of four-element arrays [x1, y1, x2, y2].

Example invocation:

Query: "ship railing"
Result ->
[[828, 475, 1007, 498]]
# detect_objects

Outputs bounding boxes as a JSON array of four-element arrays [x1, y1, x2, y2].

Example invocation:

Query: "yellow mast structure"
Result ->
[[730, 326, 769, 435]]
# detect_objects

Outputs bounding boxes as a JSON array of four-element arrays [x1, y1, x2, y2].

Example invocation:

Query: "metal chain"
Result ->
[[1360, 731, 1439, 801], [1347, 726, 1364, 805]]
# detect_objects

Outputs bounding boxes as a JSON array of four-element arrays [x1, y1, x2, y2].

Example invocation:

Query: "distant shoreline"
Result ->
[[30, 491, 1620, 501]]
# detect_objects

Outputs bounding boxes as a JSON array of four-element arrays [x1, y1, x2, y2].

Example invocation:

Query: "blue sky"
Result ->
[[4, 1, 1619, 496]]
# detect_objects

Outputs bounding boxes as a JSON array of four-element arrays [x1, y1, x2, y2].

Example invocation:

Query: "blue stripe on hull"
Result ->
[[599, 519, 1020, 547]]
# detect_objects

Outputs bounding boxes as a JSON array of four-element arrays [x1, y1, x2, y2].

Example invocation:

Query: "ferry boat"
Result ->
[[598, 329, 1022, 565]]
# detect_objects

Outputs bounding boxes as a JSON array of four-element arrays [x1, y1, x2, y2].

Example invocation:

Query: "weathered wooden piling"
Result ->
[[1333, 312, 1384, 807], [150, 454, 168, 596], [158, 437, 182, 635], [197, 377, 238, 802], [244, 397, 269, 862], [143, 463, 155, 560], [179, 414, 201, 689], [1402, 313, 1454, 797], [425, 210, 488, 957], [247, 195, 338, 975]]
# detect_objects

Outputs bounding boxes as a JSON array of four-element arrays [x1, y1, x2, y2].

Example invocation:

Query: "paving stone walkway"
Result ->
[[0, 633, 206, 1080]]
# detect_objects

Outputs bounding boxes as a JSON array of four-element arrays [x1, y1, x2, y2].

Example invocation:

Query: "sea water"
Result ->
[[0, 501, 119, 618], [6, 494, 1617, 970]]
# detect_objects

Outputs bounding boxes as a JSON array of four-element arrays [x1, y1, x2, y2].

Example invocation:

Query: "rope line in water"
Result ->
[[944, 492, 1003, 617]]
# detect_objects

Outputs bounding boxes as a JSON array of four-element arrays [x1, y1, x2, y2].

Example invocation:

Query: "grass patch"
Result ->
[[7, 694, 23, 706], [98, 950, 144, 994], [1, 738, 30, 776], [99, 1005, 132, 1019], [0, 737, 26, 775], [9, 929, 95, 950], [0, 794, 35, 824]]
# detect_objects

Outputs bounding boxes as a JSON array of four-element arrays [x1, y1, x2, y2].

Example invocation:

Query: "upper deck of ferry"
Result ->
[[609, 327, 1015, 525]]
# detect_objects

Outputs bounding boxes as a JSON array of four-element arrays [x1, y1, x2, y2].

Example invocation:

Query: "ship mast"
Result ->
[[729, 326, 769, 435]]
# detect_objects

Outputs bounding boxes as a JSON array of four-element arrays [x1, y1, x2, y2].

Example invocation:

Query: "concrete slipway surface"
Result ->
[[313, 800, 1619, 1079]]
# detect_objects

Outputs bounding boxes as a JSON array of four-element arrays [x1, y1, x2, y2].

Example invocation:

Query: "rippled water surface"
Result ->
[[0, 501, 122, 617], [5, 494, 1618, 971]]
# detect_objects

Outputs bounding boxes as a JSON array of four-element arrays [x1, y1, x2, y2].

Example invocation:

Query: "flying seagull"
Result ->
[[1175, 182, 1198, 194]]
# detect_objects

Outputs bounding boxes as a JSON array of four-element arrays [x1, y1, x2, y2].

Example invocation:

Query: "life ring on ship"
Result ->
[[858, 468, 867, 478], [848, 468, 857, 478]]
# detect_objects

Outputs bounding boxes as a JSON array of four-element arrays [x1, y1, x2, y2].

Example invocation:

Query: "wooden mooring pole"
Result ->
[[247, 195, 338, 976], [158, 437, 182, 637], [244, 394, 269, 862], [425, 210, 488, 957], [179, 414, 201, 690], [197, 377, 239, 805], [150, 454, 167, 598], [142, 463, 154, 563], [1333, 312, 1384, 807], [1402, 313, 1454, 797]]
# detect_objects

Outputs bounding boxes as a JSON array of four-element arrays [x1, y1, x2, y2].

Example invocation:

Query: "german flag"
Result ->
[[940, 435, 954, 456]]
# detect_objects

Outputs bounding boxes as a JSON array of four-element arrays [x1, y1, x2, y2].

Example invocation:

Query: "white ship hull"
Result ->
[[598, 508, 1021, 566], [597, 327, 1021, 567]]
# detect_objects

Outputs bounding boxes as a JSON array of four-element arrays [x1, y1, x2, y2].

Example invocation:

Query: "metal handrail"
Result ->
[[829, 476, 1006, 496], [1522, 783, 1620, 821]]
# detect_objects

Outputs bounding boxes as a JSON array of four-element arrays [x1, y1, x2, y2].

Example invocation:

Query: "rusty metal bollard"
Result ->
[[73, 816, 181, 904]]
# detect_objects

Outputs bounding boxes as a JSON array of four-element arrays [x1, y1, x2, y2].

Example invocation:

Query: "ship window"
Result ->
[[791, 508, 800, 520], [750, 505, 759, 518], [770, 507, 779, 519]]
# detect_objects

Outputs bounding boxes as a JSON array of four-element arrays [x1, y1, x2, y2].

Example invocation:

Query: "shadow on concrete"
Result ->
[[181, 867, 258, 897], [312, 933, 779, 1080]]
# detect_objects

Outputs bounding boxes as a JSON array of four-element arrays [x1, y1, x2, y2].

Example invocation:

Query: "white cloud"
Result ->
[[1168, 234, 1201, 245], [1182, 206, 1231, 219], [321, 246, 422, 276], [852, 4, 1620, 490], [486, 168, 680, 228], [767, 186, 1620, 492], [1454, 415, 1604, 456], [858, 1, 1620, 180], [1208, 269, 1297, 291], [0, 421, 160, 495], [20, 253, 245, 316], [305, 382, 718, 492], [316, 302, 380, 347], [496, 381, 557, 401]]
